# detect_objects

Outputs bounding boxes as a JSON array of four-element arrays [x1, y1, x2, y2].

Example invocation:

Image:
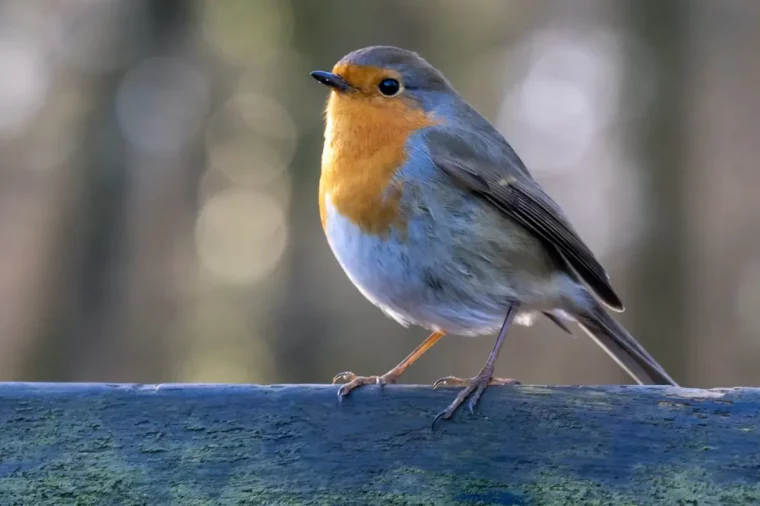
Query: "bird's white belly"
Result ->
[[322, 196, 416, 321], [322, 194, 540, 335]]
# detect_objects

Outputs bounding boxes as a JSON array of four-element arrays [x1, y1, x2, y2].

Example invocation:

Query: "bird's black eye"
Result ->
[[378, 78, 400, 96]]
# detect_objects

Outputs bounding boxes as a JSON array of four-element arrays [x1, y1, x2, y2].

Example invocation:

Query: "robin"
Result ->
[[310, 46, 677, 423]]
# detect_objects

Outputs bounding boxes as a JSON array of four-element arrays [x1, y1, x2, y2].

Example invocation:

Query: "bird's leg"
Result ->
[[433, 304, 520, 425], [333, 331, 445, 398]]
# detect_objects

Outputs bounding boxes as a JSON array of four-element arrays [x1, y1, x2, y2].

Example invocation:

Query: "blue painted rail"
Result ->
[[0, 383, 757, 505]]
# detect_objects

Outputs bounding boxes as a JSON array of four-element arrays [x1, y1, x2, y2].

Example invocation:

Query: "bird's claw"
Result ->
[[431, 372, 520, 428], [432, 375, 520, 389], [332, 371, 398, 399], [332, 371, 357, 384], [432, 376, 475, 389]]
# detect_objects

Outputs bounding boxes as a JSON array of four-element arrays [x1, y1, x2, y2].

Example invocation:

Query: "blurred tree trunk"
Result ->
[[684, 0, 760, 387], [624, 0, 689, 383], [22, 0, 194, 381], [15, 2, 136, 381]]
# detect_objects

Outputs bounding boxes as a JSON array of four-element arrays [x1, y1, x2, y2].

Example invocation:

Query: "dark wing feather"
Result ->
[[426, 128, 624, 311]]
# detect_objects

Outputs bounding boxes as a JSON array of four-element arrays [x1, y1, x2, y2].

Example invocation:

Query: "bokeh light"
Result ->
[[496, 29, 623, 175], [206, 93, 297, 187], [0, 32, 48, 137], [195, 189, 288, 285]]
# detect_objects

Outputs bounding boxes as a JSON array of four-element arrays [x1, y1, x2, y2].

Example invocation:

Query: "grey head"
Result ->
[[310, 46, 456, 111]]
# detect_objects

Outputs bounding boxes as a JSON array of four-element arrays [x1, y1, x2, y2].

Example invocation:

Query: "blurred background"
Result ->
[[0, 0, 757, 388]]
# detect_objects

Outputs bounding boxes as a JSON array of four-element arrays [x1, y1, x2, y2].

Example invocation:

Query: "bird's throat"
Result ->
[[318, 93, 436, 237]]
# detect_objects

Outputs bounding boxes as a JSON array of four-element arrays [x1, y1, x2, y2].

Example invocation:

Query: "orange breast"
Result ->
[[319, 91, 436, 237]]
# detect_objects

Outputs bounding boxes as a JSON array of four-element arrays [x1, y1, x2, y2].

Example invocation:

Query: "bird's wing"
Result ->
[[424, 128, 624, 311]]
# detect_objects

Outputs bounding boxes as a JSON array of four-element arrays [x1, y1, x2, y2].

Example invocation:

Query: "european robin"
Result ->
[[311, 46, 677, 423]]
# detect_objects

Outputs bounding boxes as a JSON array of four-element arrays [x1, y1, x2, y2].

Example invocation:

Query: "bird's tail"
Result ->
[[575, 301, 678, 386]]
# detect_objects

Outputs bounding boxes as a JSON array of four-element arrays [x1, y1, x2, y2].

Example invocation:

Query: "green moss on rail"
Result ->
[[0, 449, 150, 506], [0, 384, 758, 505], [522, 466, 760, 506]]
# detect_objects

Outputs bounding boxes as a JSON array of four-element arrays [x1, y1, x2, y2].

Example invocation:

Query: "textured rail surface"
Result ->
[[0, 383, 758, 505]]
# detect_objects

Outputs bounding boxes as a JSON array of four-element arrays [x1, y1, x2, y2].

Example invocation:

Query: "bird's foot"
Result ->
[[432, 376, 520, 388], [432, 369, 519, 426], [332, 370, 400, 398]]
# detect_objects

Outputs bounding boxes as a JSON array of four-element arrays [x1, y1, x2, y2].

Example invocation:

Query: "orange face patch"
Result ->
[[318, 64, 437, 237], [331, 63, 403, 96]]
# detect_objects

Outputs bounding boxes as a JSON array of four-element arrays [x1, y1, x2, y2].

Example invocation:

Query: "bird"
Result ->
[[310, 46, 678, 423]]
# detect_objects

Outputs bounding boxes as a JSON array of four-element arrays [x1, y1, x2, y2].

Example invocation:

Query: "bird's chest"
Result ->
[[317, 112, 428, 311], [317, 98, 418, 236], [316, 96, 446, 323], [321, 192, 417, 309]]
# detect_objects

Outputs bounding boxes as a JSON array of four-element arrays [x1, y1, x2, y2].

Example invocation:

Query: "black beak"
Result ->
[[310, 70, 350, 92]]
